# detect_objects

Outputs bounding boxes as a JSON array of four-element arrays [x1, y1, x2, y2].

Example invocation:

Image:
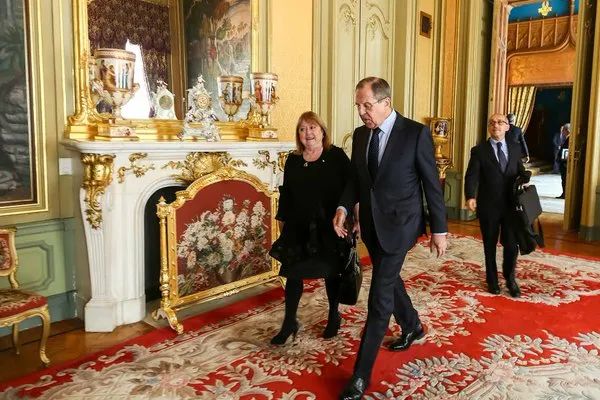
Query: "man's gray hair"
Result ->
[[356, 77, 391, 100], [563, 123, 571, 132], [506, 113, 516, 124]]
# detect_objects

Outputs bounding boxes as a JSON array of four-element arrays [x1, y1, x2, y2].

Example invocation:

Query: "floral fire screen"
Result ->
[[155, 166, 278, 333]]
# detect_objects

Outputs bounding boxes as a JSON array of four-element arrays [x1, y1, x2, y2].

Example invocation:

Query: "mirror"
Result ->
[[87, 0, 179, 120], [67, 0, 269, 140]]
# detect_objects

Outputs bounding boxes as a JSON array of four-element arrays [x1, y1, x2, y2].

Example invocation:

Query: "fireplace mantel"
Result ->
[[62, 139, 294, 332]]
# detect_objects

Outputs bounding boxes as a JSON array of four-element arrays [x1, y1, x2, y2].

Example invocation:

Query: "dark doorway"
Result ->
[[526, 86, 572, 166], [144, 186, 185, 302]]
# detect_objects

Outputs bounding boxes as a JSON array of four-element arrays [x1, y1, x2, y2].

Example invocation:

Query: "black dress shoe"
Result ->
[[388, 323, 425, 351], [340, 376, 369, 400], [487, 283, 501, 295], [507, 280, 521, 298]]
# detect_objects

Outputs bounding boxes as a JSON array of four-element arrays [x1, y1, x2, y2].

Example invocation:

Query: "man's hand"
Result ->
[[525, 156, 530, 164], [465, 198, 477, 212], [352, 203, 360, 238], [333, 209, 348, 238], [430, 234, 447, 258]]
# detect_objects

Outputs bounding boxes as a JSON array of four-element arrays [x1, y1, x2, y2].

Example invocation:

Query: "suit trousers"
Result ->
[[479, 212, 519, 284], [559, 162, 567, 196], [353, 241, 419, 380]]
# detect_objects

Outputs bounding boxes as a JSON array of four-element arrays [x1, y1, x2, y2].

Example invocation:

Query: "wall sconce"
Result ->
[[538, 1, 552, 17]]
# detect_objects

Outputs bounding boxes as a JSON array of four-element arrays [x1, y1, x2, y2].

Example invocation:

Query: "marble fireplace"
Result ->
[[63, 140, 293, 332]]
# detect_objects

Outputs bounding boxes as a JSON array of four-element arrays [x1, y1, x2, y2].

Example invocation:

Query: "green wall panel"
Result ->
[[0, 218, 77, 336]]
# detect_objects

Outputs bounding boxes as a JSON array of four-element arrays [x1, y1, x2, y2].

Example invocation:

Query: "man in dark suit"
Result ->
[[506, 113, 530, 163], [465, 113, 527, 299], [555, 123, 570, 199], [333, 77, 448, 399]]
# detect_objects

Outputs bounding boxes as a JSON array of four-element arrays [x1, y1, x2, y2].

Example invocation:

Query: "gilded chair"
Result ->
[[0, 227, 50, 365]]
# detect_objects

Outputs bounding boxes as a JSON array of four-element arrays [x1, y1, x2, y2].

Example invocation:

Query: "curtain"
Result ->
[[507, 86, 537, 133], [88, 0, 170, 94]]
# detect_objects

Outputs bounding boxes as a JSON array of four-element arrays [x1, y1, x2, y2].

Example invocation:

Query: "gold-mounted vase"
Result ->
[[217, 75, 244, 121], [250, 72, 278, 127], [93, 48, 139, 120], [248, 72, 279, 140]]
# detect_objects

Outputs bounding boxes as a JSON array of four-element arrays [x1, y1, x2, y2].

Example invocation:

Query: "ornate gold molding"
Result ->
[[277, 150, 292, 172], [152, 195, 183, 333], [507, 15, 578, 58], [81, 153, 115, 229], [162, 152, 248, 184], [252, 150, 277, 174], [117, 153, 155, 183], [340, 2, 358, 29], [365, 4, 391, 41]]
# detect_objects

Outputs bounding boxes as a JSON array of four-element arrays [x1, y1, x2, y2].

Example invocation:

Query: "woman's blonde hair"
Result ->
[[294, 111, 331, 154]]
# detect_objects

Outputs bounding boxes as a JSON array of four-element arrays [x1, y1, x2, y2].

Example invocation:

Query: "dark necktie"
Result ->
[[368, 128, 381, 180], [497, 142, 507, 172]]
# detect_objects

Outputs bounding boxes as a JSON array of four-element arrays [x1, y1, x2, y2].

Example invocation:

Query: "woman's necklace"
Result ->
[[303, 147, 323, 167]]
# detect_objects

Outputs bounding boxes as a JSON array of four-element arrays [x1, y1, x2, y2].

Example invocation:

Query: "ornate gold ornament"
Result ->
[[436, 158, 453, 180], [117, 153, 155, 183], [152, 195, 183, 333], [81, 153, 116, 229], [252, 150, 277, 174], [161, 152, 247, 184], [538, 1, 553, 17]]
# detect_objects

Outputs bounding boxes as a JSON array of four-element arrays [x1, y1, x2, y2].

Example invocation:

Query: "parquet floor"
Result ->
[[0, 214, 598, 384]]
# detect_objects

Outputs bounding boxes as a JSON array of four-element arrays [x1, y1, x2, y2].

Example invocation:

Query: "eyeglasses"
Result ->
[[355, 97, 388, 111], [488, 120, 508, 126]]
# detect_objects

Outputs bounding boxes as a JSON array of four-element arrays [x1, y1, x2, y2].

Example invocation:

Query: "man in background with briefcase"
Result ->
[[555, 123, 570, 199], [465, 113, 530, 298]]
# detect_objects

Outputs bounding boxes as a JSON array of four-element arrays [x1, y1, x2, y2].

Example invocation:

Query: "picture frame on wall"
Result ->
[[420, 11, 432, 38], [0, 0, 47, 217], [0, 1, 36, 207]]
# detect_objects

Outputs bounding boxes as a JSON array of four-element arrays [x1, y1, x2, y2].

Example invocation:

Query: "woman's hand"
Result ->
[[333, 209, 348, 238]]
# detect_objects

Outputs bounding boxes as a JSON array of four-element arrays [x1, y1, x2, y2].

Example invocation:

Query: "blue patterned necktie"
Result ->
[[497, 142, 507, 172], [368, 128, 381, 180]]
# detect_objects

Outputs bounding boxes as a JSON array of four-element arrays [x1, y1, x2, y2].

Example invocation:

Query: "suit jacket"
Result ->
[[506, 124, 529, 158], [464, 139, 526, 220], [556, 136, 570, 165], [340, 112, 447, 254]]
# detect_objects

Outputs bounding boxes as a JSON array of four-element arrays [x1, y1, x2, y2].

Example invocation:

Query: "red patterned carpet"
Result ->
[[2, 234, 600, 399]]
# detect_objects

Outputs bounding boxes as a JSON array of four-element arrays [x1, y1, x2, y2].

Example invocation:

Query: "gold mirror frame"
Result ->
[[66, 0, 270, 141]]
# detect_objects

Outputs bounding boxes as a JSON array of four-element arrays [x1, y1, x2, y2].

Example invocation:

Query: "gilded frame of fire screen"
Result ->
[[154, 165, 279, 333]]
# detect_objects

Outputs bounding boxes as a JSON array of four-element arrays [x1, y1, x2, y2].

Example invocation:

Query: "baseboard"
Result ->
[[74, 292, 88, 321], [579, 225, 600, 241], [0, 290, 77, 337], [447, 206, 476, 221]]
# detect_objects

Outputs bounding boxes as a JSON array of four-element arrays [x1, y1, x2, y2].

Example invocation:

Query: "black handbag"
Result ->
[[339, 235, 363, 306], [513, 182, 545, 255]]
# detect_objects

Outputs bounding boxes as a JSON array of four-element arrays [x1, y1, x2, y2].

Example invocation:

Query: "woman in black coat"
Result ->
[[269, 111, 351, 345]]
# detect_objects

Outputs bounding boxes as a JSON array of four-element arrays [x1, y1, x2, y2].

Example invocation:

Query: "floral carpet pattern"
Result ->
[[2, 234, 600, 399]]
